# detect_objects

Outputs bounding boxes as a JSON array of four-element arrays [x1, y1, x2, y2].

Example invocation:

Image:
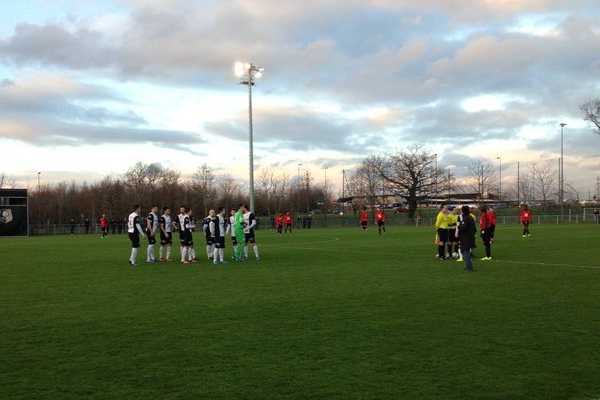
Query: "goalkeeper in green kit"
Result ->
[[233, 204, 245, 261]]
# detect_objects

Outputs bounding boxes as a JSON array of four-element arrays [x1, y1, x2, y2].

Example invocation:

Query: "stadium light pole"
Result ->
[[235, 62, 264, 213], [496, 157, 502, 200], [37, 172, 41, 192], [297, 163, 302, 213], [560, 123, 567, 219]]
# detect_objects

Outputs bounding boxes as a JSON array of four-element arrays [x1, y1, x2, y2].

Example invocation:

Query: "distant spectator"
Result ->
[[69, 219, 76, 235], [594, 209, 599, 224], [84, 218, 90, 234]]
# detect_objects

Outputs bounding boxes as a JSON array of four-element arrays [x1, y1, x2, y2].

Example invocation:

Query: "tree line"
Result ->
[[7, 163, 331, 226]]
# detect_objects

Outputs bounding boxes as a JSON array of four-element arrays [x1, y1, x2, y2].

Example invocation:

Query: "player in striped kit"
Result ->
[[159, 207, 173, 262], [203, 209, 216, 261], [146, 205, 159, 263], [178, 206, 196, 264], [242, 204, 259, 261], [209, 207, 228, 265], [127, 205, 146, 266]]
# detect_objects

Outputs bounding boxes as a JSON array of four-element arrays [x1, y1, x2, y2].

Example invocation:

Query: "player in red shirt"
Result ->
[[375, 207, 386, 236], [275, 213, 284, 235], [518, 204, 532, 237], [284, 211, 293, 234], [479, 205, 494, 260], [100, 214, 108, 238], [359, 208, 369, 233]]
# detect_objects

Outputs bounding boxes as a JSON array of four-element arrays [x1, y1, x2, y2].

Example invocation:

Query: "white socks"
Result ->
[[189, 247, 195, 261], [159, 246, 164, 259], [244, 246, 249, 258], [206, 245, 212, 259], [219, 248, 224, 262], [253, 245, 259, 259], [181, 247, 188, 262], [166, 245, 171, 260], [147, 244, 155, 261], [130, 248, 138, 263], [213, 247, 219, 262]]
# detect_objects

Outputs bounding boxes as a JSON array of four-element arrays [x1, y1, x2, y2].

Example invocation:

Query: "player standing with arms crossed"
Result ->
[[127, 205, 146, 266], [480, 205, 493, 261], [146, 205, 159, 263], [210, 207, 228, 265]]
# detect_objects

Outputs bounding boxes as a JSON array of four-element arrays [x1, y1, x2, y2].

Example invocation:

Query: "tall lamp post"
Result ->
[[559, 123, 567, 218], [496, 157, 502, 200], [235, 62, 264, 212], [433, 153, 438, 205], [297, 163, 302, 213]]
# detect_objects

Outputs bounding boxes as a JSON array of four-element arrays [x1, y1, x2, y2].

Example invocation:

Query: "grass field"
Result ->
[[1, 224, 599, 400]]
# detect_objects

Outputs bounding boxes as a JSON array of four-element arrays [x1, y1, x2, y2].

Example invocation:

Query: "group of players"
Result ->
[[434, 202, 534, 271], [126, 204, 259, 266], [359, 207, 387, 235]]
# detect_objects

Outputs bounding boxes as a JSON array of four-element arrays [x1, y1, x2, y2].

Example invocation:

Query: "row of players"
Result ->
[[126, 204, 259, 266]]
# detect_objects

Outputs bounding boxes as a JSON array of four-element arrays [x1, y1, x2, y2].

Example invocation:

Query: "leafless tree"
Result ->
[[0, 172, 16, 189], [531, 162, 557, 212], [466, 157, 497, 201], [372, 143, 447, 218], [580, 98, 600, 135], [348, 156, 382, 210]]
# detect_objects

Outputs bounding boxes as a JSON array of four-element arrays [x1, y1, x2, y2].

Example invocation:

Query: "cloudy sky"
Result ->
[[1, 0, 599, 196]]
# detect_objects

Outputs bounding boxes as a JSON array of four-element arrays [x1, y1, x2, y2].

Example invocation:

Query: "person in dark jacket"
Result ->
[[458, 205, 476, 272]]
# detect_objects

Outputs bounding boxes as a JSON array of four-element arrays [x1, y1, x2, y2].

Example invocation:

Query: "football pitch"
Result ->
[[1, 224, 599, 400]]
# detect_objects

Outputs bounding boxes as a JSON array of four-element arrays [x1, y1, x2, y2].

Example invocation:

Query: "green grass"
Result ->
[[1, 224, 599, 400]]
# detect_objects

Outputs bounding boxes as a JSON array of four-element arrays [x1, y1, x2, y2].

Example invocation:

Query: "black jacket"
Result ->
[[458, 213, 476, 250]]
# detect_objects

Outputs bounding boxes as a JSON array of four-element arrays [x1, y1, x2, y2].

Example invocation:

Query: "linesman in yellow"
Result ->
[[446, 206, 459, 259], [435, 203, 449, 260]]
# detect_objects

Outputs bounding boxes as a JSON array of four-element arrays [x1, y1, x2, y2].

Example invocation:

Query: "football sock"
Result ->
[[213, 247, 219, 261], [147, 245, 153, 261], [189, 247, 195, 260], [206, 245, 212, 259], [438, 245, 445, 258], [244, 246, 249, 258], [166, 245, 171, 259], [253, 245, 259, 258], [159, 246, 164, 259], [219, 248, 224, 262], [454, 244, 459, 254], [130, 248, 138, 263], [485, 245, 491, 258], [181, 247, 187, 262]]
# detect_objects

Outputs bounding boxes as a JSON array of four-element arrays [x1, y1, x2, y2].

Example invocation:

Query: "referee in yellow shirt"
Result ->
[[435, 204, 449, 260]]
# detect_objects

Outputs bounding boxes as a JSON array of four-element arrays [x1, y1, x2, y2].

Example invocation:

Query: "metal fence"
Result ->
[[22, 214, 600, 236]]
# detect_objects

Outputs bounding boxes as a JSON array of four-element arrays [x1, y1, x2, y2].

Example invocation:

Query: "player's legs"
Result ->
[[437, 228, 446, 259], [482, 233, 492, 260], [463, 248, 473, 271], [129, 233, 140, 265]]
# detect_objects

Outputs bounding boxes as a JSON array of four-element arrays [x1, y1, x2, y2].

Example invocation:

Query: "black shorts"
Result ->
[[215, 236, 225, 249], [206, 235, 213, 246], [180, 232, 192, 247], [377, 220, 385, 227], [286, 223, 292, 228], [360, 221, 368, 228], [522, 221, 530, 226], [437, 228, 449, 243], [148, 234, 157, 245], [128, 232, 140, 248], [277, 225, 283, 232], [160, 232, 172, 245], [448, 229, 457, 243], [244, 231, 256, 244]]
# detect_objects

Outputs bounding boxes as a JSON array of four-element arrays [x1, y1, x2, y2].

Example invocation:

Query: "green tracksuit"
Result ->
[[234, 210, 245, 260]]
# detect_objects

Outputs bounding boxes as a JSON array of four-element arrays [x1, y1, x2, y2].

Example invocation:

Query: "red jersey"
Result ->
[[480, 212, 493, 230], [490, 212, 497, 226], [276, 215, 284, 226], [518, 210, 532, 222], [100, 216, 107, 228], [360, 211, 369, 222], [375, 211, 385, 222], [284, 214, 292, 224]]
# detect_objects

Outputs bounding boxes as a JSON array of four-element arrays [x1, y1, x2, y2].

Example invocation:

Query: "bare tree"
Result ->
[[0, 172, 16, 189], [466, 157, 497, 201], [373, 143, 445, 218], [531, 162, 557, 212], [580, 98, 600, 135], [348, 156, 382, 210]]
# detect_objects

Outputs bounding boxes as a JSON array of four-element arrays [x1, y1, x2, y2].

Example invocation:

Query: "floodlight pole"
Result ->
[[497, 157, 502, 200], [237, 62, 263, 212], [560, 123, 566, 219]]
